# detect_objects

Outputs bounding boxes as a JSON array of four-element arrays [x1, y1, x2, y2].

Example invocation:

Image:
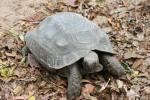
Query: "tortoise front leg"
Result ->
[[67, 62, 81, 99], [99, 53, 125, 77]]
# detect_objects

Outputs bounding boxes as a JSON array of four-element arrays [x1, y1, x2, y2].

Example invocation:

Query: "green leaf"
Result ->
[[19, 57, 26, 66], [0, 62, 15, 78], [0, 64, 9, 78], [121, 62, 132, 74]]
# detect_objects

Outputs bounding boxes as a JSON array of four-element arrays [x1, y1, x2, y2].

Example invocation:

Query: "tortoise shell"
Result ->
[[25, 12, 114, 70]]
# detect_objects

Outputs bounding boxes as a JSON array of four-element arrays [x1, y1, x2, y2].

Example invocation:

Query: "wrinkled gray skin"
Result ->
[[22, 46, 125, 99], [98, 53, 125, 76], [82, 51, 103, 74]]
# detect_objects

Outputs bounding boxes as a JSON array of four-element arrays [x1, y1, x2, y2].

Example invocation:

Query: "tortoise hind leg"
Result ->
[[99, 53, 125, 77], [22, 45, 30, 56], [67, 62, 81, 99]]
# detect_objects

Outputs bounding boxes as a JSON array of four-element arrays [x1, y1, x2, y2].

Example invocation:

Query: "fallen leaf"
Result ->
[[13, 85, 24, 95], [82, 84, 95, 94], [116, 80, 124, 89], [0, 65, 9, 78], [93, 16, 108, 26], [132, 41, 139, 46], [144, 58, 150, 67], [6, 30, 19, 37], [13, 95, 28, 100], [132, 58, 144, 69], [81, 79, 92, 83], [99, 79, 110, 92], [13, 67, 27, 78], [59, 97, 67, 100], [28, 96, 36, 100], [5, 38, 16, 49], [65, 0, 77, 5], [144, 87, 150, 94], [19, 57, 26, 66], [81, 94, 97, 100], [110, 7, 128, 15], [1, 86, 11, 100], [107, 18, 121, 30], [122, 0, 129, 6], [19, 34, 25, 42], [137, 33, 144, 41], [5, 51, 16, 57], [102, 27, 113, 33], [131, 70, 139, 77], [126, 89, 140, 98], [124, 52, 145, 59], [0, 76, 17, 83], [23, 12, 45, 22]]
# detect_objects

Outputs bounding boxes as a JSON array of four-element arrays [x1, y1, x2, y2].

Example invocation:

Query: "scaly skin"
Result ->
[[22, 46, 30, 56], [82, 51, 103, 74], [67, 62, 81, 99], [99, 53, 125, 77]]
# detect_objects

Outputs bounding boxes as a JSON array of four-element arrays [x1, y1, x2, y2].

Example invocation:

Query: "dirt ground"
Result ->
[[0, 0, 150, 100]]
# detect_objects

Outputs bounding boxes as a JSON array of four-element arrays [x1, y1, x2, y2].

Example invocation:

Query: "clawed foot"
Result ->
[[67, 83, 81, 99]]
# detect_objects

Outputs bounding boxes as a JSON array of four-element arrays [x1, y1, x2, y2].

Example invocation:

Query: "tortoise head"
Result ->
[[82, 51, 103, 74]]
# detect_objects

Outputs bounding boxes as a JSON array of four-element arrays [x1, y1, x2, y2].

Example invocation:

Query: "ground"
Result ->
[[0, 0, 150, 100]]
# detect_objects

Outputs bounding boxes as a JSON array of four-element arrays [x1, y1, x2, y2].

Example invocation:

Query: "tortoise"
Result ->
[[23, 12, 125, 99]]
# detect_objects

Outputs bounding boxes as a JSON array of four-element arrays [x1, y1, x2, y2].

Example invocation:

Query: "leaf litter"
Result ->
[[0, 0, 150, 99]]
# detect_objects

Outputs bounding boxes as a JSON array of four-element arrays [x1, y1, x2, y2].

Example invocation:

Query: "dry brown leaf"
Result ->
[[59, 97, 67, 100], [23, 12, 45, 22], [65, 0, 77, 5], [99, 79, 110, 92], [122, 0, 129, 7], [81, 79, 92, 83], [93, 16, 108, 26], [124, 52, 145, 59], [13, 85, 24, 95], [137, 34, 144, 41], [107, 18, 121, 30], [102, 27, 113, 33], [144, 58, 150, 67], [126, 89, 140, 98], [144, 87, 150, 94], [79, 94, 97, 100], [116, 80, 124, 89], [4, 38, 16, 49], [81, 84, 95, 94], [0, 76, 17, 83], [5, 51, 16, 58], [110, 7, 128, 15], [132, 58, 144, 69], [13, 95, 28, 100], [108, 18, 113, 26], [13, 68, 27, 78]]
